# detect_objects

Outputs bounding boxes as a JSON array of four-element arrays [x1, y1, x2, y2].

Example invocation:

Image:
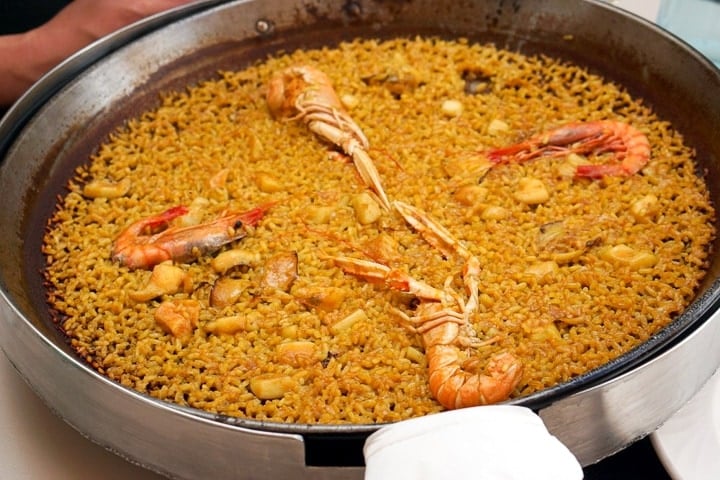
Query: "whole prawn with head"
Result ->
[[112, 204, 271, 270], [488, 120, 650, 178], [328, 201, 523, 409], [266, 65, 392, 210]]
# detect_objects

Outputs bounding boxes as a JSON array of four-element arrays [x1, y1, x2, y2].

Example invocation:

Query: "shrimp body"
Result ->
[[488, 120, 650, 178], [112, 204, 269, 270], [328, 255, 450, 303], [267, 65, 391, 210]]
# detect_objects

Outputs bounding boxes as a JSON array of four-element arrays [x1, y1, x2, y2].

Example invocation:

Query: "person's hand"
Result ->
[[42, 0, 199, 44], [0, 0, 197, 107]]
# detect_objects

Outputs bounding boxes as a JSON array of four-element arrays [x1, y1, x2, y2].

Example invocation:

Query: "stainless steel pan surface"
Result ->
[[1, 1, 720, 478]]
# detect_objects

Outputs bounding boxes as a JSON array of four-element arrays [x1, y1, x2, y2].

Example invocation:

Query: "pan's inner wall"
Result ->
[[3, 0, 720, 432]]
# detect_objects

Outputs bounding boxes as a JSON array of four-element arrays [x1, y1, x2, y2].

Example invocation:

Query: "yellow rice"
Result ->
[[42, 37, 715, 424]]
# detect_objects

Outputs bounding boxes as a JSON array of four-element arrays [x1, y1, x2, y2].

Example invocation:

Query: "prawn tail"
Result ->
[[428, 348, 523, 409]]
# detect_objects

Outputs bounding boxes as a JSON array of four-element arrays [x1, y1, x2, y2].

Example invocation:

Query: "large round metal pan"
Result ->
[[1, 0, 720, 478]]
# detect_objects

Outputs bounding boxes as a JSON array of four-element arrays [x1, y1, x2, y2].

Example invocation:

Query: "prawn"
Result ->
[[487, 120, 650, 178], [112, 204, 271, 270], [409, 303, 524, 408], [266, 65, 391, 210], [327, 201, 523, 409]]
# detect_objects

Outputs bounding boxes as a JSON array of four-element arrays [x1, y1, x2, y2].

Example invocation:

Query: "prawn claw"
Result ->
[[267, 65, 391, 210]]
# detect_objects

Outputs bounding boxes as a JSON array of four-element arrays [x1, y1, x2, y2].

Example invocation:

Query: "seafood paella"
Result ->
[[42, 37, 715, 423]]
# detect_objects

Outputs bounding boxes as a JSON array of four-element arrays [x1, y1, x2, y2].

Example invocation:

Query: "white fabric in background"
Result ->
[[364, 405, 583, 480]]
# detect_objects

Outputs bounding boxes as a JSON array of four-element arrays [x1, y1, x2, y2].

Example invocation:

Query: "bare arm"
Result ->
[[0, 0, 196, 107]]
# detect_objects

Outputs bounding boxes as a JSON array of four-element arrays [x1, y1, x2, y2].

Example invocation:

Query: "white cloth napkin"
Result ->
[[363, 405, 583, 480]]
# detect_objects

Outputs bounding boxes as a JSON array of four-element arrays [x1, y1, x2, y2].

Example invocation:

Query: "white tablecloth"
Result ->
[[0, 351, 164, 480]]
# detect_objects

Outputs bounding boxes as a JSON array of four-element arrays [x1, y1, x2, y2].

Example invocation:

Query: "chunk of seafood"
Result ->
[[487, 119, 509, 135], [177, 197, 211, 227], [154, 299, 200, 339], [405, 346, 426, 364], [442, 155, 493, 183], [453, 185, 488, 207], [630, 194, 660, 221], [441, 99, 463, 118], [524, 261, 560, 284], [260, 251, 298, 292], [82, 178, 131, 199], [205, 315, 254, 335], [362, 54, 421, 96], [293, 286, 346, 311], [352, 192, 383, 224], [330, 308, 368, 335], [250, 375, 296, 400], [211, 249, 260, 274], [362, 233, 401, 265], [210, 277, 246, 308], [254, 171, 283, 193], [513, 177, 550, 205], [129, 262, 192, 302], [599, 244, 658, 269], [209, 169, 230, 190], [535, 220, 599, 264], [276, 341, 318, 367], [303, 205, 335, 224], [479, 205, 510, 221]]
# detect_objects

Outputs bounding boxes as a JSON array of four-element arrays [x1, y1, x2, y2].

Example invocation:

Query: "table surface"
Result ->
[[0, 1, 686, 479]]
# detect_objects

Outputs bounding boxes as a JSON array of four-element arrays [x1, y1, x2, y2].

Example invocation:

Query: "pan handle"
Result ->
[[303, 432, 369, 467]]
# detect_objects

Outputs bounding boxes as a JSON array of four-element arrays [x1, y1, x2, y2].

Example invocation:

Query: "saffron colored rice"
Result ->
[[43, 37, 715, 424]]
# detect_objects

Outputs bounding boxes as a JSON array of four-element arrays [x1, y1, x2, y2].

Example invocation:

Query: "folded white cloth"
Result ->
[[363, 405, 583, 480]]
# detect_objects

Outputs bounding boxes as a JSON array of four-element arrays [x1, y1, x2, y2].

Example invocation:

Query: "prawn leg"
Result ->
[[393, 201, 479, 317], [327, 255, 451, 303]]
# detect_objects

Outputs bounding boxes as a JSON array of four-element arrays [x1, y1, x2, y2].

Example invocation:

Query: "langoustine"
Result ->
[[266, 65, 392, 210], [328, 201, 523, 409]]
